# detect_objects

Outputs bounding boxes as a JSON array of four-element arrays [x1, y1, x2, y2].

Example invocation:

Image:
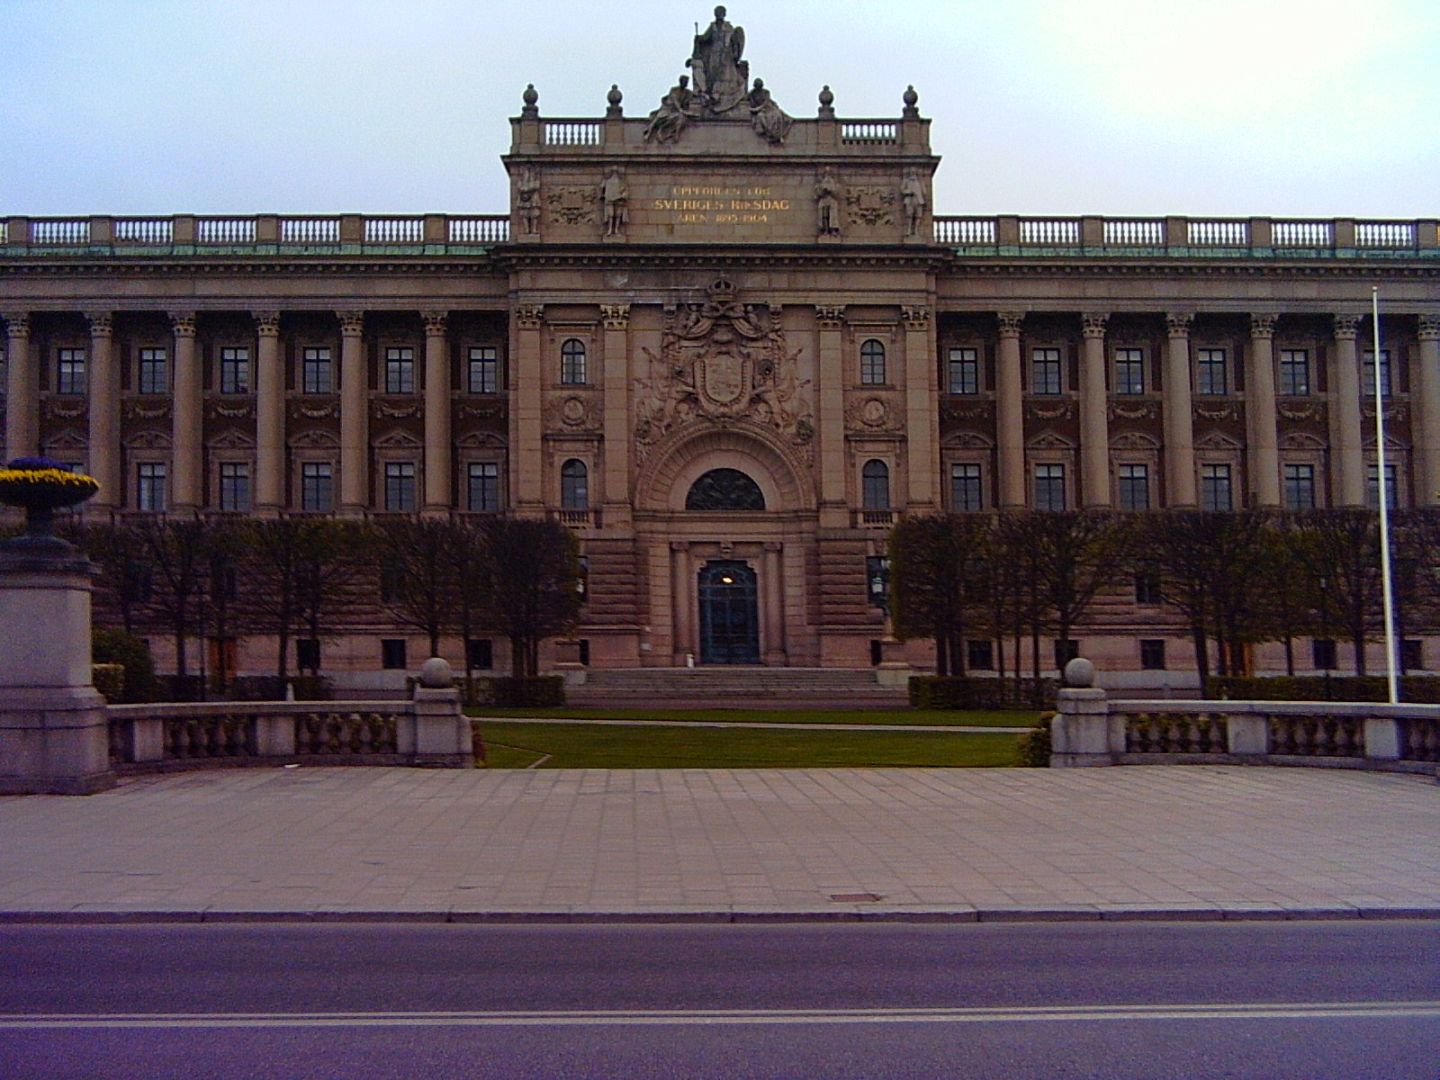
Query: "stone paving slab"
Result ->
[[0, 766, 1436, 923]]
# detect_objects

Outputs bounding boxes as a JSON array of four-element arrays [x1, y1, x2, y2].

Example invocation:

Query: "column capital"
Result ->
[[763, 540, 783, 553], [168, 311, 197, 338], [901, 305, 930, 330], [815, 305, 845, 329], [1418, 315, 1440, 342], [421, 310, 449, 336], [670, 539, 689, 552], [514, 303, 544, 330], [84, 311, 113, 338], [336, 310, 365, 336], [996, 311, 1024, 338], [599, 303, 631, 330], [1249, 314, 1276, 339], [1332, 313, 1362, 339], [251, 310, 281, 336], [1, 311, 30, 338], [1165, 312, 1193, 338], [1081, 312, 1108, 339]]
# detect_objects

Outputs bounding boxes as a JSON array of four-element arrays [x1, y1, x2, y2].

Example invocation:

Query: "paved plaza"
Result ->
[[0, 766, 1436, 922]]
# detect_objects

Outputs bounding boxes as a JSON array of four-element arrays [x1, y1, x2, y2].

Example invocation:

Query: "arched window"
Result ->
[[862, 459, 890, 509], [560, 338, 587, 385], [685, 468, 766, 511], [860, 339, 886, 385], [560, 459, 588, 509]]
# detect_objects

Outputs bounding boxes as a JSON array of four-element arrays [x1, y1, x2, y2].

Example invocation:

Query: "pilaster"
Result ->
[[1415, 317, 1440, 507], [901, 304, 937, 510], [1246, 314, 1280, 506], [600, 303, 632, 527], [996, 312, 1025, 507], [1079, 313, 1111, 507], [1163, 313, 1197, 507], [252, 311, 284, 516], [85, 311, 119, 510], [3, 312, 35, 460], [169, 311, 201, 510], [422, 310, 451, 512], [1331, 314, 1365, 506], [815, 305, 847, 526], [510, 303, 545, 512], [337, 310, 368, 515]]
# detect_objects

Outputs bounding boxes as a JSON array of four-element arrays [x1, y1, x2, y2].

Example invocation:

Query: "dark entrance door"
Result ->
[[698, 560, 760, 664]]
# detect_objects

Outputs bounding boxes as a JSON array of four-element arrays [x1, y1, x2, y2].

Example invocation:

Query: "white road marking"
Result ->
[[3, 1001, 1438, 1029]]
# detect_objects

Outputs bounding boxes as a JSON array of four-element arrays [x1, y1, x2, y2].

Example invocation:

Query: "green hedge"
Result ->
[[1017, 713, 1054, 767], [485, 676, 566, 708], [92, 663, 125, 702], [1209, 675, 1440, 703], [230, 675, 334, 701], [91, 628, 160, 703], [909, 675, 1058, 711]]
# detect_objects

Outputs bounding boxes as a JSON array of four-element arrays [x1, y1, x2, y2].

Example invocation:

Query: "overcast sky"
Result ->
[[3, 0, 1437, 220]]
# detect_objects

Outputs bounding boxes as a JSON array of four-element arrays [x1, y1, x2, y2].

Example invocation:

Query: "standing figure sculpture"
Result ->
[[900, 168, 927, 237], [691, 5, 748, 115], [815, 168, 841, 236], [644, 75, 696, 143], [747, 79, 792, 144], [517, 165, 541, 236], [600, 169, 628, 237]]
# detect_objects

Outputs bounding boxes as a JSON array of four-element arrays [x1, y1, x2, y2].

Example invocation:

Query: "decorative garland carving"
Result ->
[[373, 400, 421, 419], [1194, 403, 1239, 422], [210, 401, 254, 420], [123, 400, 172, 421], [1278, 401, 1322, 422], [457, 402, 506, 422], [1026, 401, 1074, 422], [290, 400, 340, 421], [634, 278, 812, 462]]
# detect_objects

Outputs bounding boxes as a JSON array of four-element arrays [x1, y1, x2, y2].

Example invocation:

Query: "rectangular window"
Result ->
[[136, 462, 166, 512], [1034, 463, 1066, 511], [866, 555, 889, 609], [138, 347, 168, 394], [1135, 566, 1162, 605], [1283, 464, 1316, 510], [1030, 348, 1062, 395], [1196, 348, 1228, 395], [295, 638, 321, 671], [385, 346, 415, 394], [302, 347, 333, 394], [1279, 348, 1310, 396], [220, 347, 251, 394], [950, 463, 983, 511], [218, 462, 251, 512], [1312, 638, 1337, 671], [381, 639, 407, 670], [301, 462, 334, 512], [468, 346, 498, 394], [1366, 464, 1399, 509], [57, 348, 86, 395], [384, 461, 417, 512], [947, 348, 979, 395], [1054, 638, 1080, 670], [467, 462, 500, 512], [1402, 639, 1423, 671], [1114, 348, 1145, 395], [1361, 350, 1392, 398], [1200, 464, 1233, 511], [1140, 639, 1167, 670], [466, 638, 494, 671], [966, 640, 994, 672], [1117, 464, 1149, 511]]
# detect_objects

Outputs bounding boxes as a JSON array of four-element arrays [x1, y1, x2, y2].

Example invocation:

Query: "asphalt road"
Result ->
[[1, 921, 1436, 1079]]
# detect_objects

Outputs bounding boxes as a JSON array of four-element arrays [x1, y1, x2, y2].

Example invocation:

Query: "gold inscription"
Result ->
[[654, 184, 792, 226]]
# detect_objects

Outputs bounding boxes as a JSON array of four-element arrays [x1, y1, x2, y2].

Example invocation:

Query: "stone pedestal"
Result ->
[[0, 543, 114, 794], [1049, 658, 1122, 767], [874, 638, 912, 687], [404, 657, 473, 767]]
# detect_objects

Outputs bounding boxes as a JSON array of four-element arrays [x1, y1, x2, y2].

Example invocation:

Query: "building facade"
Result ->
[[2, 10, 1438, 685]]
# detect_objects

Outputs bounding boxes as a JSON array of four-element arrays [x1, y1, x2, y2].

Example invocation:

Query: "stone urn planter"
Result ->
[[0, 456, 100, 551]]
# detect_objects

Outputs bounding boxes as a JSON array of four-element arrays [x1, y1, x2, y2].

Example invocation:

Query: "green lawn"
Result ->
[[475, 720, 1024, 769], [470, 706, 1042, 729]]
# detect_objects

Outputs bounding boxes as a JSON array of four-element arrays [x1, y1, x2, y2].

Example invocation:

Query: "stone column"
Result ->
[[509, 304, 544, 512], [1079, 313, 1111, 507], [762, 541, 785, 665], [252, 311, 285, 516], [422, 310, 451, 513], [337, 310, 368, 515], [1331, 314, 1365, 506], [3, 312, 35, 460], [169, 311, 201, 511], [670, 540, 692, 664], [600, 303, 631, 526], [1246, 314, 1280, 506], [815, 306, 847, 525], [1412, 316, 1440, 506], [85, 311, 120, 510], [1163, 313, 1197, 507], [901, 305, 937, 509], [996, 312, 1026, 507]]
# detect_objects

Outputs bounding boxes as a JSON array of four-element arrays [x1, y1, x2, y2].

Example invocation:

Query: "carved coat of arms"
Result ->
[[635, 279, 812, 458]]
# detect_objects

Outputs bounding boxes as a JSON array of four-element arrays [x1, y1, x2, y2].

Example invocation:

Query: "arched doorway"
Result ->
[[698, 560, 760, 664]]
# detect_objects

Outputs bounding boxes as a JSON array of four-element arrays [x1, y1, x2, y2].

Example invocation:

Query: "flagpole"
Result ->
[[1372, 286, 1399, 703]]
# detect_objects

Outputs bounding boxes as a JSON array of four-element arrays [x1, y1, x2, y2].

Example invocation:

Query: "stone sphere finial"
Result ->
[[819, 85, 834, 108], [607, 84, 622, 107], [523, 83, 539, 107], [1063, 657, 1095, 689], [419, 656, 453, 688], [903, 84, 919, 108]]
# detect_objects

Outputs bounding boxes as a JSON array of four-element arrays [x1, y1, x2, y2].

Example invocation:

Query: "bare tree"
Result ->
[[478, 516, 582, 678], [1295, 509, 1381, 676], [376, 517, 458, 658], [889, 514, 991, 675]]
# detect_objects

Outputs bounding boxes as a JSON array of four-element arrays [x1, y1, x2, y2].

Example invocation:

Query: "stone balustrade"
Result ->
[[1051, 661, 1440, 776]]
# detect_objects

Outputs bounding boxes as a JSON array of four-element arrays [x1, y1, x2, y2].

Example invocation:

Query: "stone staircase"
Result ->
[[565, 667, 912, 709]]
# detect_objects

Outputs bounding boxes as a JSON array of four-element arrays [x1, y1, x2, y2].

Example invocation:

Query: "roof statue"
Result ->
[[645, 6, 789, 144]]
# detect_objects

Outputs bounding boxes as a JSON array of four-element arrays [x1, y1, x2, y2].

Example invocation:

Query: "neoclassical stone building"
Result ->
[[2, 9, 1438, 684]]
